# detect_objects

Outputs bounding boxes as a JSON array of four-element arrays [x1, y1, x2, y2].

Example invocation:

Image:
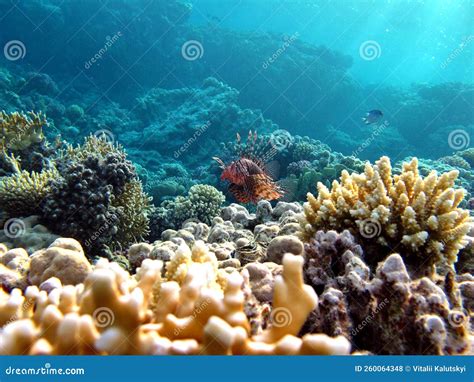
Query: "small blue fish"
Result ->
[[362, 109, 383, 125]]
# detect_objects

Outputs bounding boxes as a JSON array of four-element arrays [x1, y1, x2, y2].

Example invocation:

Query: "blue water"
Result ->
[[190, 0, 474, 85], [0, 0, 472, 202]]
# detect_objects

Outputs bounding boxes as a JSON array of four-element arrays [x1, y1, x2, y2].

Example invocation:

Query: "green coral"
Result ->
[[148, 184, 225, 239], [187, 184, 225, 224], [0, 111, 46, 151]]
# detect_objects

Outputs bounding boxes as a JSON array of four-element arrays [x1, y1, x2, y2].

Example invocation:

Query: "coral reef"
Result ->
[[0, 239, 350, 355], [0, 111, 46, 151], [40, 136, 151, 256], [0, 216, 59, 254], [149, 184, 225, 240], [301, 230, 471, 354], [301, 156, 473, 277]]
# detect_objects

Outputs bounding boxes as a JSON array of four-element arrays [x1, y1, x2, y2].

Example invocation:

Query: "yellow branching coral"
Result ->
[[0, 252, 350, 355], [0, 164, 58, 217], [301, 156, 473, 276], [60, 134, 123, 161], [0, 110, 46, 151], [165, 240, 227, 290]]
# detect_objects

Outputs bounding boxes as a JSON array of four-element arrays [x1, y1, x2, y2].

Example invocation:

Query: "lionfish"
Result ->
[[213, 131, 284, 204]]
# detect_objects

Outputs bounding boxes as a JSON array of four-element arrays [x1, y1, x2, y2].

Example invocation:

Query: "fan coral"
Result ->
[[0, 110, 46, 151], [301, 156, 473, 276], [0, 251, 350, 355]]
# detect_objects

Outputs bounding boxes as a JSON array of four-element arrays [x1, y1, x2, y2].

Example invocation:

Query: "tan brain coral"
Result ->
[[300, 156, 473, 276]]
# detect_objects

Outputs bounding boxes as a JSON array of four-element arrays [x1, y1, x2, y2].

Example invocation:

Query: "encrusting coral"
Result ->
[[0, 239, 350, 355], [301, 156, 473, 276]]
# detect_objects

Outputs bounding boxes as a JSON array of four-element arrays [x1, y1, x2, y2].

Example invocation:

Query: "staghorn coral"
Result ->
[[0, 110, 46, 151], [301, 156, 473, 277], [0, 157, 59, 218], [0, 251, 350, 355]]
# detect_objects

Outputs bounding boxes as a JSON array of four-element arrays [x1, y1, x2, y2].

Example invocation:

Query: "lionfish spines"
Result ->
[[216, 131, 284, 204]]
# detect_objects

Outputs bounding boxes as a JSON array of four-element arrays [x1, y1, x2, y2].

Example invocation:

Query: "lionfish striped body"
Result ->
[[214, 131, 283, 204]]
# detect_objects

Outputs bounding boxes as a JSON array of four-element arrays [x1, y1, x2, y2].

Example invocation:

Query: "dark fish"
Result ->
[[362, 109, 383, 125]]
